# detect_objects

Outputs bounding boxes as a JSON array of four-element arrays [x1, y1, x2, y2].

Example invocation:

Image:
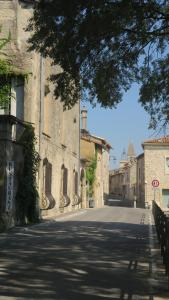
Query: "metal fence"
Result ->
[[152, 201, 169, 276]]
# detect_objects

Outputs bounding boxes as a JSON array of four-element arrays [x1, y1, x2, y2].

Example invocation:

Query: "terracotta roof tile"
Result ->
[[144, 135, 169, 144]]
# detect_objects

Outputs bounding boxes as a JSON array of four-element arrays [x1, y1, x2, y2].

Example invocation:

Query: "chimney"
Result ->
[[81, 107, 87, 130]]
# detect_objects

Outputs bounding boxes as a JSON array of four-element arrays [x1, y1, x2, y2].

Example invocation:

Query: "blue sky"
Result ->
[[81, 83, 168, 170]]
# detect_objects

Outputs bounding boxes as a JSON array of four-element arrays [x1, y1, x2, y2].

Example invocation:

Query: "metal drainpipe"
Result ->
[[38, 55, 44, 218]]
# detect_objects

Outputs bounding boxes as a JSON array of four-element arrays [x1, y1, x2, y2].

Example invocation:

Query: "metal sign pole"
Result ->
[[152, 179, 159, 208], [154, 187, 156, 202]]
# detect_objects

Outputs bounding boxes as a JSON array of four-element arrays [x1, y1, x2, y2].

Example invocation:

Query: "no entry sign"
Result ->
[[152, 179, 159, 188]]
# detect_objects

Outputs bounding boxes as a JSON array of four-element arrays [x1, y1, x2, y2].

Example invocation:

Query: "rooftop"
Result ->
[[81, 130, 112, 150], [143, 135, 169, 144]]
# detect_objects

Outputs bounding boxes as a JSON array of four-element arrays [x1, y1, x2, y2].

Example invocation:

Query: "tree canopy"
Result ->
[[28, 0, 169, 128]]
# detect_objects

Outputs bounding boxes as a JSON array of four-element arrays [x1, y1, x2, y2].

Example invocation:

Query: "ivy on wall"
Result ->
[[86, 151, 97, 197], [15, 125, 40, 225], [0, 29, 12, 110], [0, 59, 29, 110], [0, 28, 29, 110], [0, 28, 39, 225]]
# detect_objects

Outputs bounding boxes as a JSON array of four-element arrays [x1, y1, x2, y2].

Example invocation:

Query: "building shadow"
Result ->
[[0, 217, 167, 299]]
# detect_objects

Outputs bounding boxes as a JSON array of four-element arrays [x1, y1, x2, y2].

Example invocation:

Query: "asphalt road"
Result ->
[[0, 206, 167, 300]]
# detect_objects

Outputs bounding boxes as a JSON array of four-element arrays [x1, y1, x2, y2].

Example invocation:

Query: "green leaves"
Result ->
[[0, 30, 28, 111], [139, 54, 169, 129], [0, 77, 11, 110], [28, 0, 169, 127], [0, 27, 13, 111], [0, 28, 11, 110], [15, 125, 40, 225], [86, 155, 97, 197]]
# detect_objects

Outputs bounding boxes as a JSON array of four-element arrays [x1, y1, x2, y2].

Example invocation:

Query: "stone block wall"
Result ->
[[0, 0, 81, 220], [0, 116, 24, 229], [144, 145, 169, 208]]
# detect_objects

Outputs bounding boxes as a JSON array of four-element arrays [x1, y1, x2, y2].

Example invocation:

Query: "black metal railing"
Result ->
[[0, 115, 30, 142], [152, 201, 169, 276]]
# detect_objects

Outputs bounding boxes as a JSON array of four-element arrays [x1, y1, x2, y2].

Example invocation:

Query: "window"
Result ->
[[60, 164, 70, 208], [44, 161, 52, 196], [61, 165, 68, 196], [165, 157, 169, 174], [74, 170, 78, 195], [0, 76, 24, 118], [42, 158, 55, 209], [0, 77, 11, 114]]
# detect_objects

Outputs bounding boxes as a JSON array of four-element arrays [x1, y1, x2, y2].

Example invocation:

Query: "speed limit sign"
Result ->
[[152, 179, 159, 188]]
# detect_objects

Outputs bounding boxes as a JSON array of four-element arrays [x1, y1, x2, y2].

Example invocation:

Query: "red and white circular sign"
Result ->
[[152, 179, 159, 188]]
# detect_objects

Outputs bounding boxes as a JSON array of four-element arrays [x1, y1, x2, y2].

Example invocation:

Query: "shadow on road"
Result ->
[[105, 198, 134, 207], [0, 218, 166, 299]]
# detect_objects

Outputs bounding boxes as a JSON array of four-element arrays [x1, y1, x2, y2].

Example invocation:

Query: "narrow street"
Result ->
[[0, 207, 167, 300]]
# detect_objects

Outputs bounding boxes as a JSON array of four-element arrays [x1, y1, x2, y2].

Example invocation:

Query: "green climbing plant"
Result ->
[[86, 151, 97, 197], [0, 28, 11, 110], [0, 59, 29, 111], [0, 27, 29, 110], [15, 125, 40, 225]]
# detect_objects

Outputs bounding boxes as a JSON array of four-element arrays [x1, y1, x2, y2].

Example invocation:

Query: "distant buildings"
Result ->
[[139, 136, 169, 210], [109, 143, 137, 202], [80, 108, 111, 208], [109, 136, 169, 211]]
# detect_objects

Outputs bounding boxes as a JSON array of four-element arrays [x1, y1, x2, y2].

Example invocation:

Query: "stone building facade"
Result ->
[[109, 136, 169, 211], [80, 108, 111, 208], [123, 158, 137, 202], [109, 143, 136, 204], [143, 136, 169, 210], [136, 153, 145, 208], [0, 0, 80, 226], [109, 169, 124, 199]]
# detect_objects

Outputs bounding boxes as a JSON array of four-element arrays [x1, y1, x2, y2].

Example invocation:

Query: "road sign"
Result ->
[[152, 179, 159, 188]]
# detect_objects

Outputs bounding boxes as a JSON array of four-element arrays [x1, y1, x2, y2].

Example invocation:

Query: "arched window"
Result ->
[[42, 158, 55, 209], [61, 164, 68, 196], [60, 164, 70, 208], [43, 158, 52, 196], [74, 169, 78, 196], [72, 169, 80, 206]]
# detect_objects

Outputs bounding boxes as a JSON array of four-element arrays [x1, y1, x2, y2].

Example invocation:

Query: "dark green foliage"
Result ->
[[86, 154, 97, 197], [0, 60, 28, 111], [28, 0, 169, 128], [0, 76, 11, 110], [0, 29, 11, 110], [15, 125, 40, 225], [0, 29, 28, 110], [0, 28, 39, 224]]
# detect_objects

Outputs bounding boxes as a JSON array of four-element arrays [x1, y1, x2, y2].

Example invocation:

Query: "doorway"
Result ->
[[162, 189, 169, 209]]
